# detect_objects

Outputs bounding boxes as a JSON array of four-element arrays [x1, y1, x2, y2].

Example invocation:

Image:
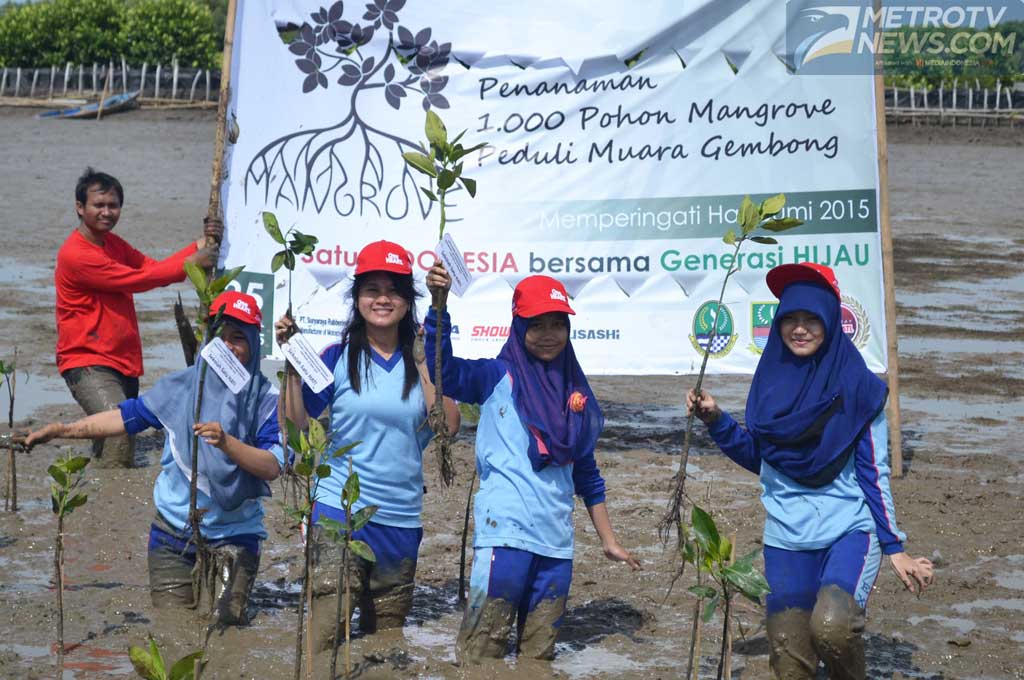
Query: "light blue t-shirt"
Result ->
[[474, 374, 579, 559], [710, 411, 906, 552], [120, 396, 285, 541], [306, 344, 433, 528]]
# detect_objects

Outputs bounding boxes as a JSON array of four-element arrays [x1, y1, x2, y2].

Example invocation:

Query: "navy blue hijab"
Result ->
[[745, 281, 887, 487], [497, 315, 604, 471]]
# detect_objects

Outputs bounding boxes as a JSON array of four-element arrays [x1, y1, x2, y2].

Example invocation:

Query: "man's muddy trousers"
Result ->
[[63, 365, 138, 468]]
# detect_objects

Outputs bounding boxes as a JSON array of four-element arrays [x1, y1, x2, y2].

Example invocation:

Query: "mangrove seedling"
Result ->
[[263, 211, 318, 484], [49, 453, 90, 677], [682, 505, 770, 680], [659, 194, 802, 548], [318, 458, 378, 679], [129, 636, 204, 680], [282, 416, 359, 680], [182, 263, 244, 605], [456, 403, 481, 607], [402, 109, 484, 487], [1, 350, 17, 512]]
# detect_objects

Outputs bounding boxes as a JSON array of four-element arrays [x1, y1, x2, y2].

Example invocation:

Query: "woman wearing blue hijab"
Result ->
[[27, 291, 284, 625], [688, 263, 933, 679], [424, 265, 640, 663]]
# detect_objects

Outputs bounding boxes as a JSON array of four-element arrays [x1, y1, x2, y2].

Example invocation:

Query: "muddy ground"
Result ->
[[0, 107, 1022, 679]]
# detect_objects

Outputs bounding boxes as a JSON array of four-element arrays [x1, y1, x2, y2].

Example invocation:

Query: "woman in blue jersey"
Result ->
[[424, 265, 641, 663], [27, 291, 283, 625], [275, 240, 459, 645], [686, 262, 933, 680]]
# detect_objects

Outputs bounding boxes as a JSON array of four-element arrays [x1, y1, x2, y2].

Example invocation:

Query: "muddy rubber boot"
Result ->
[[517, 595, 567, 660], [309, 526, 365, 652], [810, 585, 866, 680], [767, 608, 818, 679], [456, 596, 517, 664]]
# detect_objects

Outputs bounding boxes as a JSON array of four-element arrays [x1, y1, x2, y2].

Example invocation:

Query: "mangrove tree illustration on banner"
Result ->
[[245, 0, 459, 220]]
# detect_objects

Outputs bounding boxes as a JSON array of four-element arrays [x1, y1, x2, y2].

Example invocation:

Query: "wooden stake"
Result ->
[[874, 71, 903, 477], [207, 0, 239, 226], [96, 62, 112, 121]]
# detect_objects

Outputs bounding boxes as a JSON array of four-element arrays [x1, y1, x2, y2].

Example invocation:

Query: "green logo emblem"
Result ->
[[749, 302, 777, 355], [688, 301, 738, 359]]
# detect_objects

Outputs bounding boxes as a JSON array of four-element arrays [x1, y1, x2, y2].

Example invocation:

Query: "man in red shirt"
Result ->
[[56, 168, 220, 468]]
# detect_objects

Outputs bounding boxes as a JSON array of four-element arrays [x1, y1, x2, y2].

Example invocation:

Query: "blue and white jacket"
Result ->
[[708, 410, 905, 554], [425, 309, 606, 560]]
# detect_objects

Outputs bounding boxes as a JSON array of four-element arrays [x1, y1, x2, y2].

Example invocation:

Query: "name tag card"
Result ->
[[200, 338, 251, 394], [282, 331, 334, 393], [435, 233, 473, 297]]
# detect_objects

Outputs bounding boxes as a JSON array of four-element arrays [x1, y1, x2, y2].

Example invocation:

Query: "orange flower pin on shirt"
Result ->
[[568, 391, 588, 413]]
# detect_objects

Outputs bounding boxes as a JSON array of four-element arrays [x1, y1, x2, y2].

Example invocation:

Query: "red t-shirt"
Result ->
[[55, 229, 198, 378]]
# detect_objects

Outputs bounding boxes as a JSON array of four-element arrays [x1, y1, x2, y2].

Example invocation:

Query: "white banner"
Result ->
[[221, 0, 887, 374]]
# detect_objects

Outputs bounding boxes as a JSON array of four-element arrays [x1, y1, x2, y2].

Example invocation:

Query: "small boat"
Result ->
[[35, 90, 140, 120]]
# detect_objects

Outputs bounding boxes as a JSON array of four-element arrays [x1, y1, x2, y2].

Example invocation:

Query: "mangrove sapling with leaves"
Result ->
[[402, 109, 484, 487], [682, 506, 770, 680], [181, 262, 244, 606], [318, 457, 378, 679], [49, 453, 90, 677], [129, 637, 204, 680], [658, 194, 803, 552], [283, 415, 359, 680], [1, 351, 18, 512], [263, 211, 318, 485]]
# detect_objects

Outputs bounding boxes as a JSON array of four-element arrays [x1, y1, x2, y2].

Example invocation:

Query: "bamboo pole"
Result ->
[[29, 68, 38, 98], [48, 66, 56, 99], [63, 62, 71, 96], [189, 70, 202, 102], [172, 57, 180, 100], [874, 72, 903, 477], [207, 0, 239, 225], [155, 64, 162, 99], [1, 68, 7, 97], [140, 63, 148, 102]]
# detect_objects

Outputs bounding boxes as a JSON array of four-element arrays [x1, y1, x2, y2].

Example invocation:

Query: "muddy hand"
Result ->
[[203, 217, 224, 245], [23, 423, 66, 449], [686, 388, 721, 425], [274, 314, 298, 347], [889, 552, 934, 595], [0, 431, 31, 452], [604, 541, 642, 571]]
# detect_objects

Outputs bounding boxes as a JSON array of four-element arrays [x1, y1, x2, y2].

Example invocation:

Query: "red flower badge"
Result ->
[[568, 391, 588, 413]]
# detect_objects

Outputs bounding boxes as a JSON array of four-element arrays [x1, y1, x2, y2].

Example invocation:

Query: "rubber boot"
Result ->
[[810, 585, 866, 680], [767, 608, 818, 679]]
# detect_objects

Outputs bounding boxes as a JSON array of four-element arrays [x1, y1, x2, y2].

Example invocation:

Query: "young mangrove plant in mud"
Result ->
[[282, 415, 359, 680], [1, 351, 18, 512], [456, 402, 481, 607], [402, 109, 484, 487], [263, 211, 318, 487], [652, 195, 799, 675], [659, 194, 802, 547], [49, 453, 90, 677], [182, 262, 244, 679], [682, 506, 770, 680], [318, 457, 378, 679], [129, 636, 204, 680]]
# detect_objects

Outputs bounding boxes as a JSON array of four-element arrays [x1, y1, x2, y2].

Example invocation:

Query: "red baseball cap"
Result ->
[[512, 275, 575, 318], [766, 263, 840, 300], [209, 291, 263, 326], [355, 240, 413, 275]]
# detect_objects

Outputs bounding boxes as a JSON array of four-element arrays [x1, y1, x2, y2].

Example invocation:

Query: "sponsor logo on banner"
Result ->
[[840, 294, 870, 349], [471, 325, 511, 342], [689, 301, 738, 359], [571, 328, 621, 341], [748, 302, 778, 355]]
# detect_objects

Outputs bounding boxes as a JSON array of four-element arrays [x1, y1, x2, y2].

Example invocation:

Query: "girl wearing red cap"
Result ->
[[27, 292, 284, 625], [687, 263, 933, 679], [424, 264, 640, 663], [275, 240, 459, 645]]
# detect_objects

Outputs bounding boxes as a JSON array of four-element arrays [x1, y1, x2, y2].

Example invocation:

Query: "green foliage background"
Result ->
[[0, 0, 228, 68]]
